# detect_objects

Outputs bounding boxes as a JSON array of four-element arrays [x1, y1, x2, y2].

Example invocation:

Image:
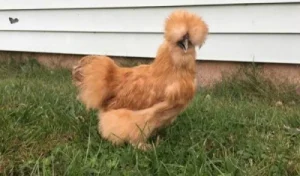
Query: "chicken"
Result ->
[[73, 10, 208, 111], [72, 10, 209, 149]]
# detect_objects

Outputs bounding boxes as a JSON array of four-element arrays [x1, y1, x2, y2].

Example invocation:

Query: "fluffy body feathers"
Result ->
[[99, 100, 183, 150], [72, 10, 209, 150]]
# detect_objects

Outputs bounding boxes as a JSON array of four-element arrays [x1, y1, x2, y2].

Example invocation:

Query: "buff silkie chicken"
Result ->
[[72, 10, 209, 150]]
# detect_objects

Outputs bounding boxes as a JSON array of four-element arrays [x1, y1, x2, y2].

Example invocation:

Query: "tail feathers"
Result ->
[[164, 10, 209, 47], [72, 55, 116, 110]]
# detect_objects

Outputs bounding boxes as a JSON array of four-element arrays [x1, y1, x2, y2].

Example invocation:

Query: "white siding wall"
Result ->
[[0, 0, 299, 64]]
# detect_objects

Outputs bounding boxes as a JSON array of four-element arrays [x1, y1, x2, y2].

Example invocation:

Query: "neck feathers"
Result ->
[[153, 42, 196, 74]]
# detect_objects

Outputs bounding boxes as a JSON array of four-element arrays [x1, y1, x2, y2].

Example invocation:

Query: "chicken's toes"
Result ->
[[131, 142, 153, 151]]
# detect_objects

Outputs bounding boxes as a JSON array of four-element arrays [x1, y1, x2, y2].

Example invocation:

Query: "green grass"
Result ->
[[1, 60, 300, 175]]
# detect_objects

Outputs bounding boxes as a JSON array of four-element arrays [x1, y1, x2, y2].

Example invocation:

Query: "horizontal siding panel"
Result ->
[[0, 0, 299, 10], [0, 31, 299, 64], [1, 4, 300, 34]]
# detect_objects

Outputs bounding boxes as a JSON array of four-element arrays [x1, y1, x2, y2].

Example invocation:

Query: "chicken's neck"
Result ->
[[152, 42, 196, 77]]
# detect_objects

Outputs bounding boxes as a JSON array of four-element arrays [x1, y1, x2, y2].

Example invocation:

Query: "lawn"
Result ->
[[1, 60, 300, 175]]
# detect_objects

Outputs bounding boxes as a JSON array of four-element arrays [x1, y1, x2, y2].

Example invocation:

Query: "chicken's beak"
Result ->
[[178, 38, 189, 53], [183, 38, 188, 53]]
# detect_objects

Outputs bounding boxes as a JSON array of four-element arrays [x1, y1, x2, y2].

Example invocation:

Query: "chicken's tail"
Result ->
[[164, 10, 209, 47], [72, 55, 116, 110]]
